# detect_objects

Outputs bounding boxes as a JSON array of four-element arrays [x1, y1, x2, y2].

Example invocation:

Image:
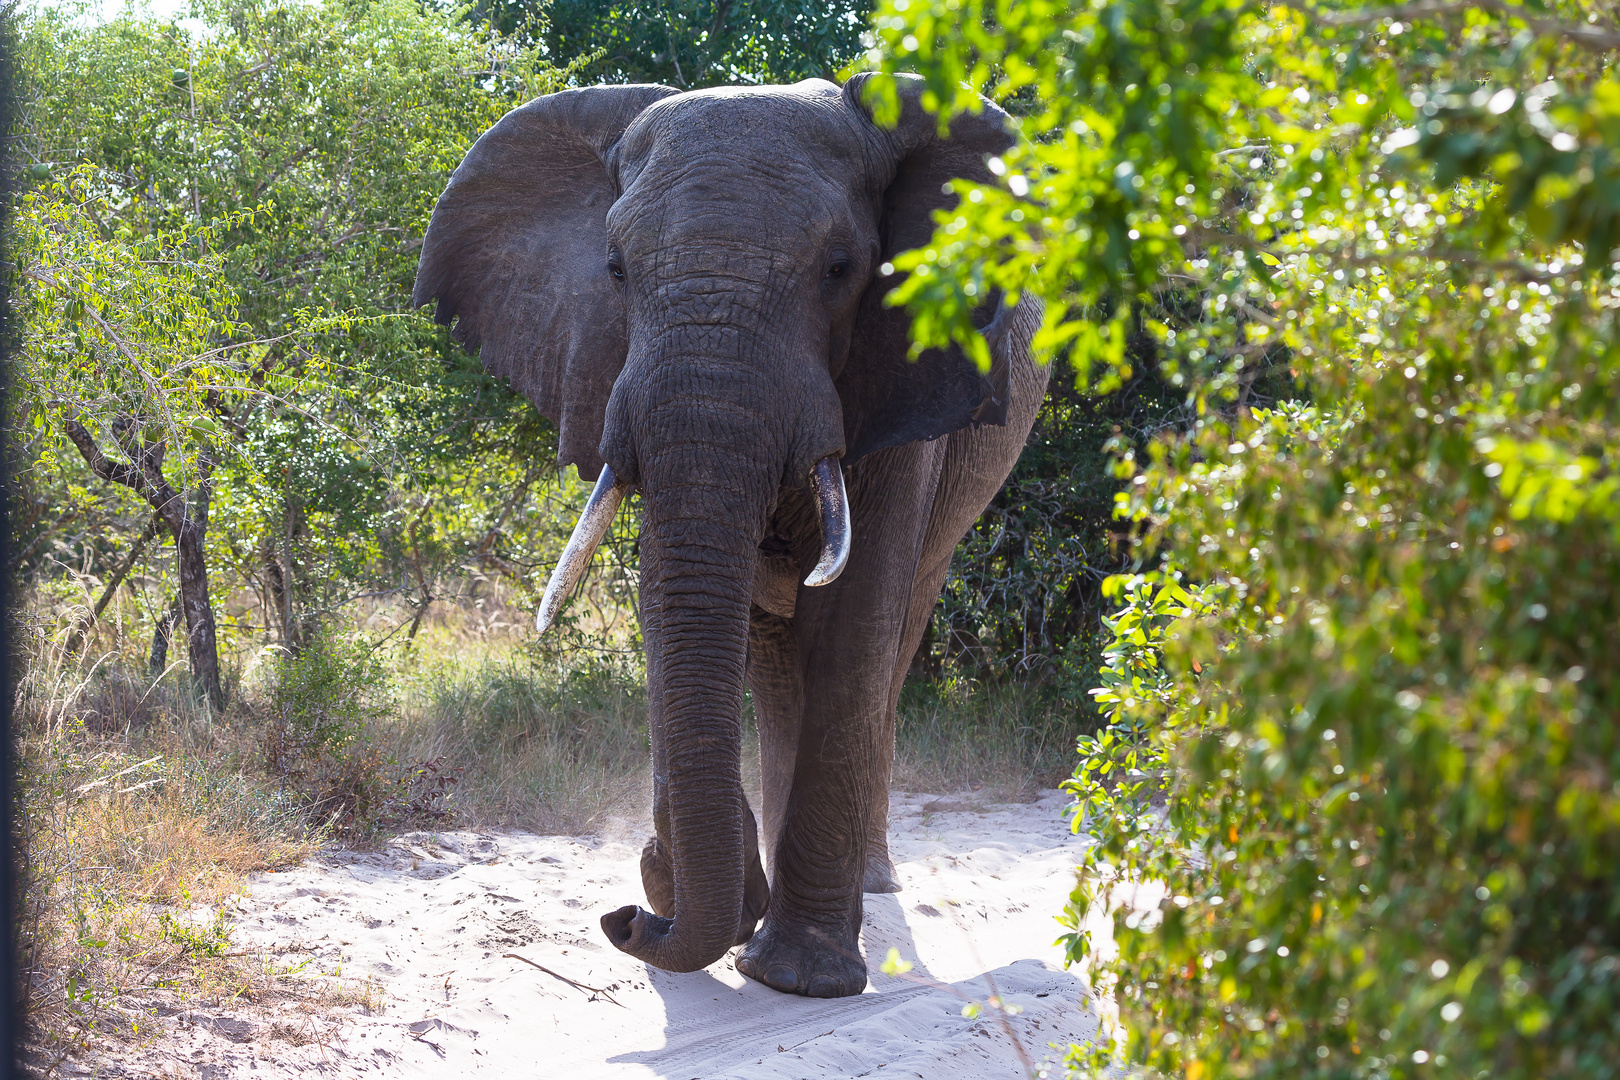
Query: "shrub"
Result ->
[[263, 630, 400, 835], [921, 361, 1186, 685], [870, 1, 1620, 1077]]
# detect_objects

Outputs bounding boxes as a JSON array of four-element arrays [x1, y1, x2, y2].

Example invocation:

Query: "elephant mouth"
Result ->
[[535, 454, 850, 636]]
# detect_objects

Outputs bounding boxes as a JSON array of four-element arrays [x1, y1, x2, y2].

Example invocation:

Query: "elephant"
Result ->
[[413, 73, 1049, 998]]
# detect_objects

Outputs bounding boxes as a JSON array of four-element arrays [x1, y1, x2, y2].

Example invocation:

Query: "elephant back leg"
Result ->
[[866, 343, 1053, 883], [747, 606, 803, 869]]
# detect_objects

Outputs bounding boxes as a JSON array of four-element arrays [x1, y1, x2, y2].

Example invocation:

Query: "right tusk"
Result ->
[[536, 465, 629, 635], [803, 455, 850, 587]]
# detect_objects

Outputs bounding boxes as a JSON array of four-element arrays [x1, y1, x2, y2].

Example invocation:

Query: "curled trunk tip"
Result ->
[[600, 902, 734, 973]]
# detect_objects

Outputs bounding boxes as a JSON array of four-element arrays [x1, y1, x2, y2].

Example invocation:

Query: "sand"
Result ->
[[99, 790, 1100, 1079]]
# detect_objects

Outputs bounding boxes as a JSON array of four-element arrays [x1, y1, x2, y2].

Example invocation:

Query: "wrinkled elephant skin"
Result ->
[[414, 74, 1050, 996]]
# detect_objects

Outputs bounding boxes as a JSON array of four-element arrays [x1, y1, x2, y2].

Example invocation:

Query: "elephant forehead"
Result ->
[[617, 85, 873, 192], [608, 164, 860, 263]]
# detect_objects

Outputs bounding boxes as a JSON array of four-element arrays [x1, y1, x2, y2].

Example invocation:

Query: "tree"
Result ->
[[476, 0, 872, 87], [13, 0, 572, 659], [14, 184, 267, 707], [868, 1, 1620, 1077]]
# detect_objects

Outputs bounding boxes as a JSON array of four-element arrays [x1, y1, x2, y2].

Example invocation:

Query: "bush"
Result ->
[[921, 356, 1187, 685], [871, 2, 1620, 1077], [263, 631, 402, 835]]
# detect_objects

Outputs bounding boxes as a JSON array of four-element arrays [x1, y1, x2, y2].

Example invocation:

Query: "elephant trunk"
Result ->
[[600, 422, 774, 972]]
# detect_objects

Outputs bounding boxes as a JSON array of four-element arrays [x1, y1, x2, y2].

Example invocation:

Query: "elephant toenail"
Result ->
[[806, 974, 841, 998], [763, 963, 799, 991], [735, 955, 755, 977]]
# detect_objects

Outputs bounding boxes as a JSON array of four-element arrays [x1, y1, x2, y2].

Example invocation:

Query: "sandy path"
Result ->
[[123, 791, 1098, 1079]]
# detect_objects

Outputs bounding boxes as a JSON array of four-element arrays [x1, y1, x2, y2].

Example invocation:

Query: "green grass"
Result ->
[[382, 650, 653, 833]]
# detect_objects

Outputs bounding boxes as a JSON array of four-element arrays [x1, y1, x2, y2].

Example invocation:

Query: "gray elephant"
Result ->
[[413, 73, 1048, 998]]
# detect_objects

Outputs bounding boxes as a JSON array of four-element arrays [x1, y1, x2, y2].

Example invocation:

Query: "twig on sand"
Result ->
[[502, 953, 626, 1008], [777, 1029, 835, 1053]]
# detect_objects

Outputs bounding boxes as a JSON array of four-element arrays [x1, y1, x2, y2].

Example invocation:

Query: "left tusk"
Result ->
[[536, 465, 629, 634], [803, 455, 850, 587]]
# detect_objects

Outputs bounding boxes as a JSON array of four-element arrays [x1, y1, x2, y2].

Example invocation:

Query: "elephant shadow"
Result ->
[[605, 893, 939, 1076], [858, 891, 939, 990]]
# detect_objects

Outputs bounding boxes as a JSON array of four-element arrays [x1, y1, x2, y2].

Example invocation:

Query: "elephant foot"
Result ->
[[862, 854, 901, 894], [736, 919, 867, 998]]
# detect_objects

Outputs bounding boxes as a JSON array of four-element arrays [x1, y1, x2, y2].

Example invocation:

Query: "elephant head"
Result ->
[[413, 74, 1019, 974]]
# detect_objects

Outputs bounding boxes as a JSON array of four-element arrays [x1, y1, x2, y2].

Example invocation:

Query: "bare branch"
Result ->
[[67, 513, 165, 651], [66, 419, 146, 491], [64, 419, 184, 532]]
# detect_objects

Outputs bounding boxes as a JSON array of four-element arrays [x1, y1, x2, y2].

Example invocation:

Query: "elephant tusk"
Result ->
[[803, 455, 850, 587], [536, 465, 629, 635]]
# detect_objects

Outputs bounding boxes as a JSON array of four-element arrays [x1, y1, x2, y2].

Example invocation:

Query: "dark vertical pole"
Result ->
[[0, 8, 22, 1075]]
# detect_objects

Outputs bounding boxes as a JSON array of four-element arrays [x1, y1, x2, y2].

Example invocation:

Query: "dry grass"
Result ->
[[894, 677, 1096, 802], [13, 577, 1091, 1070], [14, 620, 333, 1067]]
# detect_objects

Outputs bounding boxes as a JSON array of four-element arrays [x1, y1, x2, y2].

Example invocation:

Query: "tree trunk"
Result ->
[[148, 595, 181, 674], [177, 490, 222, 709], [406, 500, 434, 641], [262, 533, 292, 651], [63, 420, 224, 709], [278, 470, 313, 654]]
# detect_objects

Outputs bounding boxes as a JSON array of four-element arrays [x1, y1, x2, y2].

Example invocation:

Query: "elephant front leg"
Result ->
[[643, 777, 769, 947], [734, 708, 876, 997], [736, 444, 941, 997]]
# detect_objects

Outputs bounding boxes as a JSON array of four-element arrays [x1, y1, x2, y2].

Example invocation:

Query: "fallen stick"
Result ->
[[502, 953, 625, 1008], [74, 755, 163, 795], [778, 1029, 835, 1053]]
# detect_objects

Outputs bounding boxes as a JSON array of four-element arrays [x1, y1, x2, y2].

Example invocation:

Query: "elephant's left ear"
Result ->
[[836, 73, 1031, 466]]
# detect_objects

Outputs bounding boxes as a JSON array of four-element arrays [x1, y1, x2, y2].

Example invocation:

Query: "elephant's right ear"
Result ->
[[836, 73, 1022, 467], [413, 85, 679, 480]]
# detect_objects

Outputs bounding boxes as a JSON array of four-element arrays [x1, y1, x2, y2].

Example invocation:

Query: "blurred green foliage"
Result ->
[[872, 0, 1620, 1077]]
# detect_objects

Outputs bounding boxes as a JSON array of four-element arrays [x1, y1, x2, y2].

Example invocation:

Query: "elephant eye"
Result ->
[[607, 250, 625, 281], [825, 259, 851, 280]]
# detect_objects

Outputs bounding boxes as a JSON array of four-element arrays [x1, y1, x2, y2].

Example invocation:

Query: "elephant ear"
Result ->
[[837, 72, 1020, 466], [413, 84, 679, 480]]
